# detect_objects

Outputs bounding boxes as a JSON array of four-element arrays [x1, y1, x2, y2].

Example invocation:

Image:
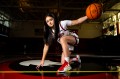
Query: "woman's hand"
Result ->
[[36, 60, 44, 70], [36, 44, 49, 70]]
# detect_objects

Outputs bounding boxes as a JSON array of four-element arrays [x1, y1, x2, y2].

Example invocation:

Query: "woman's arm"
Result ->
[[71, 16, 88, 26], [41, 44, 49, 62], [36, 44, 49, 68]]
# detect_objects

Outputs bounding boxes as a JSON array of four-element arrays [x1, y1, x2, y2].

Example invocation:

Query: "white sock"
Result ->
[[65, 57, 70, 63]]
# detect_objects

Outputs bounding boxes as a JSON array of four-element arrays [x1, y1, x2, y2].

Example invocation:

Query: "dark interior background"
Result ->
[[0, 0, 120, 58]]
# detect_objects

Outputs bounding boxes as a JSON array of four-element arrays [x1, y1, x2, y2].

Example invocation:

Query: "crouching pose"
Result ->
[[37, 13, 88, 72]]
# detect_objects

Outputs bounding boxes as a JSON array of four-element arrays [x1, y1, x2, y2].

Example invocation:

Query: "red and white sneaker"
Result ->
[[70, 55, 81, 63], [57, 60, 72, 72], [76, 55, 81, 63]]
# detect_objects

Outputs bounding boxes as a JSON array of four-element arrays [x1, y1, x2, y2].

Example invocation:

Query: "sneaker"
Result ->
[[57, 60, 72, 72], [76, 55, 81, 63]]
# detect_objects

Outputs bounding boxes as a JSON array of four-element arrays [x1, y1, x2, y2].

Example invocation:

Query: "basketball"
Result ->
[[86, 3, 102, 20]]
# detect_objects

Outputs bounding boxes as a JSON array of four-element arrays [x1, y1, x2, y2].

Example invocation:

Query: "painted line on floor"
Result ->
[[0, 71, 119, 73]]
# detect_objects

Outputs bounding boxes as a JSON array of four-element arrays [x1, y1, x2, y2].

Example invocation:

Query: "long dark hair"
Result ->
[[43, 12, 59, 45]]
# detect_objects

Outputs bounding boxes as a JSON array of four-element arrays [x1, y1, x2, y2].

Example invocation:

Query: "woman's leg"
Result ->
[[61, 51, 72, 64], [60, 36, 76, 58], [58, 36, 76, 72], [61, 52, 64, 64]]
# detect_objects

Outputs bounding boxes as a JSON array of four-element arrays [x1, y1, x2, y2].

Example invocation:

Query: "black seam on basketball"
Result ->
[[89, 4, 94, 19], [94, 3, 99, 19]]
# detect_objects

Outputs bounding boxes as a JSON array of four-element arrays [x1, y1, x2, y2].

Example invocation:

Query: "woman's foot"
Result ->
[[57, 60, 72, 72]]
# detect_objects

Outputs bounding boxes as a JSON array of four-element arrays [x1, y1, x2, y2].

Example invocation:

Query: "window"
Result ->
[[0, 11, 10, 27]]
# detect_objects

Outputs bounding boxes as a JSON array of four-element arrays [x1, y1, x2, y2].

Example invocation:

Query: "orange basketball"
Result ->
[[86, 3, 102, 20]]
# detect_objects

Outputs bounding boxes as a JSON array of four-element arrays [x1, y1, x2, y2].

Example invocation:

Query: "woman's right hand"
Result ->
[[36, 44, 49, 70], [36, 60, 44, 70]]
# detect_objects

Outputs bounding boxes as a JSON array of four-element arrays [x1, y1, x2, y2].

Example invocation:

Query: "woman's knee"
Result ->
[[60, 36, 67, 43]]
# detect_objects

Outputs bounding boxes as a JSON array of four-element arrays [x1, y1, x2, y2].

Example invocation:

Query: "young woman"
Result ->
[[36, 13, 88, 72]]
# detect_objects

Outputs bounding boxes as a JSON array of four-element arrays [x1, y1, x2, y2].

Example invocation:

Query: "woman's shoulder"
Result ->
[[60, 20, 72, 26]]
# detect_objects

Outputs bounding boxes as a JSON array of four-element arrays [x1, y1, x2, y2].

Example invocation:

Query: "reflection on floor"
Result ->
[[0, 54, 119, 79]]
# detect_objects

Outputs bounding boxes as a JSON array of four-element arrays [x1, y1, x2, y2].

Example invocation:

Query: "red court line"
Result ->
[[0, 60, 116, 79]]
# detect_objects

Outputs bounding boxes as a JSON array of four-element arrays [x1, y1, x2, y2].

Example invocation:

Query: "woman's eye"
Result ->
[[46, 21, 49, 23], [49, 19, 52, 21]]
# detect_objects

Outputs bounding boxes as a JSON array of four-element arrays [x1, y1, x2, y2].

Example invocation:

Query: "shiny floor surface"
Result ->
[[0, 55, 119, 79]]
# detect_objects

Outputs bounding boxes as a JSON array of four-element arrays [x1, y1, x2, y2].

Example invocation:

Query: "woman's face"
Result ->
[[45, 16, 54, 28]]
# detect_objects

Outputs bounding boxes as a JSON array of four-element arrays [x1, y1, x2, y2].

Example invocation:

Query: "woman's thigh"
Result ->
[[60, 35, 76, 45]]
